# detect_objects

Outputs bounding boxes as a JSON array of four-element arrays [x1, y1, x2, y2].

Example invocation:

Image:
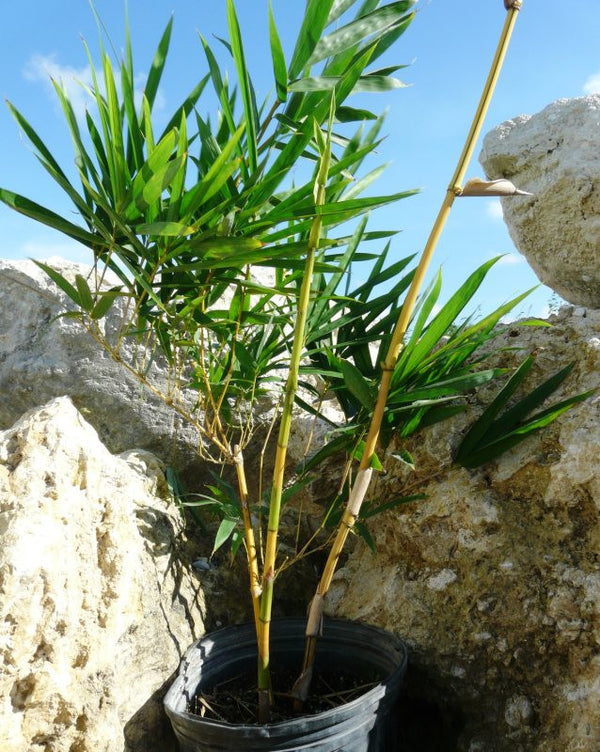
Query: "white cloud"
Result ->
[[23, 53, 164, 121], [485, 199, 504, 221], [24, 54, 95, 120], [583, 71, 600, 95]]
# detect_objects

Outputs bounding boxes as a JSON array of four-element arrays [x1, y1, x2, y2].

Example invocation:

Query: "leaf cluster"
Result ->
[[1, 0, 417, 461]]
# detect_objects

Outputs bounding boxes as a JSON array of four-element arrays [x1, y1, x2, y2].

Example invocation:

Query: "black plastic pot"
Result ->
[[164, 617, 408, 752]]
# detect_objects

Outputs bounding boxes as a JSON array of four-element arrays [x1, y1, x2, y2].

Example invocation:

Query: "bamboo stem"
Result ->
[[233, 445, 262, 636], [295, 0, 523, 701], [256, 109, 334, 722]]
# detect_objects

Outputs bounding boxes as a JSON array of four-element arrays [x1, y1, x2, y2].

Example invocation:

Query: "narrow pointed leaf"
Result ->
[[0, 189, 97, 246], [288, 0, 336, 80], [145, 16, 173, 110], [455, 356, 535, 462], [227, 0, 258, 173], [268, 1, 288, 102], [340, 359, 374, 410], [91, 288, 122, 320], [75, 274, 94, 312], [308, 1, 414, 66], [213, 518, 237, 555], [33, 261, 81, 307]]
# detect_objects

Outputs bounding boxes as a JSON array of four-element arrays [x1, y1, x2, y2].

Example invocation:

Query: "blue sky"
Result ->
[[1, 0, 599, 318]]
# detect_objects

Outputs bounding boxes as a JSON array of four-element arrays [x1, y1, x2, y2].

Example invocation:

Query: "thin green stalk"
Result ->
[[294, 0, 524, 704], [256, 108, 334, 722]]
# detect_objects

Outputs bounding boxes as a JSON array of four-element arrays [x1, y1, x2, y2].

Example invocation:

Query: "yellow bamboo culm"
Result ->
[[233, 446, 262, 636], [295, 0, 523, 699], [256, 102, 335, 722]]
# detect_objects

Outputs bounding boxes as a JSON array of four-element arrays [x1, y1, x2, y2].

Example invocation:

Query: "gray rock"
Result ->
[[0, 258, 202, 481], [0, 396, 205, 751], [480, 95, 600, 308]]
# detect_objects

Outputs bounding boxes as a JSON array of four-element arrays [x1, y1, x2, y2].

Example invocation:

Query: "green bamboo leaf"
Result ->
[[144, 15, 174, 111], [136, 221, 195, 236], [364, 13, 415, 67], [398, 257, 501, 380], [212, 518, 238, 555], [340, 359, 374, 410], [308, 1, 414, 66], [352, 440, 383, 470], [141, 95, 155, 152], [361, 492, 425, 519], [180, 123, 245, 219], [123, 128, 179, 217], [227, 0, 258, 173], [166, 110, 189, 221], [125, 154, 186, 219], [341, 163, 389, 201], [199, 35, 240, 171], [102, 53, 127, 205], [458, 389, 594, 468], [8, 97, 101, 216], [268, 1, 287, 102], [482, 362, 576, 444], [390, 450, 415, 470], [120, 60, 145, 173], [33, 261, 81, 307], [85, 111, 111, 190], [288, 76, 340, 93], [455, 356, 534, 463], [162, 237, 264, 267], [405, 270, 442, 345], [390, 369, 504, 405], [354, 521, 377, 553], [288, 0, 336, 80], [335, 105, 377, 122], [0, 189, 97, 246], [90, 288, 122, 320], [327, 0, 360, 26], [352, 74, 407, 93], [75, 274, 94, 312]]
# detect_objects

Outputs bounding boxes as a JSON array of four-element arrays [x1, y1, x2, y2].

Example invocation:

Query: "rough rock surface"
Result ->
[[0, 397, 205, 752], [480, 95, 600, 308], [0, 259, 203, 480], [327, 306, 600, 751]]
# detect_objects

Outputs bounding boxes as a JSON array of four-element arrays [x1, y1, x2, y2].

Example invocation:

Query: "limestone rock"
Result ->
[[328, 306, 600, 751], [0, 397, 205, 752], [0, 258, 202, 480], [480, 95, 600, 308]]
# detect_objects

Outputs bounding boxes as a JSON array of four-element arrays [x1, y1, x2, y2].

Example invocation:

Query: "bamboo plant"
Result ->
[[1, 0, 591, 724]]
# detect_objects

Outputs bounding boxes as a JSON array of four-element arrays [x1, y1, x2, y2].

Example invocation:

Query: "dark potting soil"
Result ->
[[187, 666, 383, 724]]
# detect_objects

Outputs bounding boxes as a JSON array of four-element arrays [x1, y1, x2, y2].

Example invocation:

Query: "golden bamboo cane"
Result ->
[[256, 109, 334, 722], [294, 0, 524, 702], [233, 446, 262, 635]]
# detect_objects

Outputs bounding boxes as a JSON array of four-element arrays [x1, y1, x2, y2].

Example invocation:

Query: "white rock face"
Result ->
[[0, 397, 205, 752], [329, 306, 600, 751], [0, 259, 202, 480], [480, 96, 600, 308]]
